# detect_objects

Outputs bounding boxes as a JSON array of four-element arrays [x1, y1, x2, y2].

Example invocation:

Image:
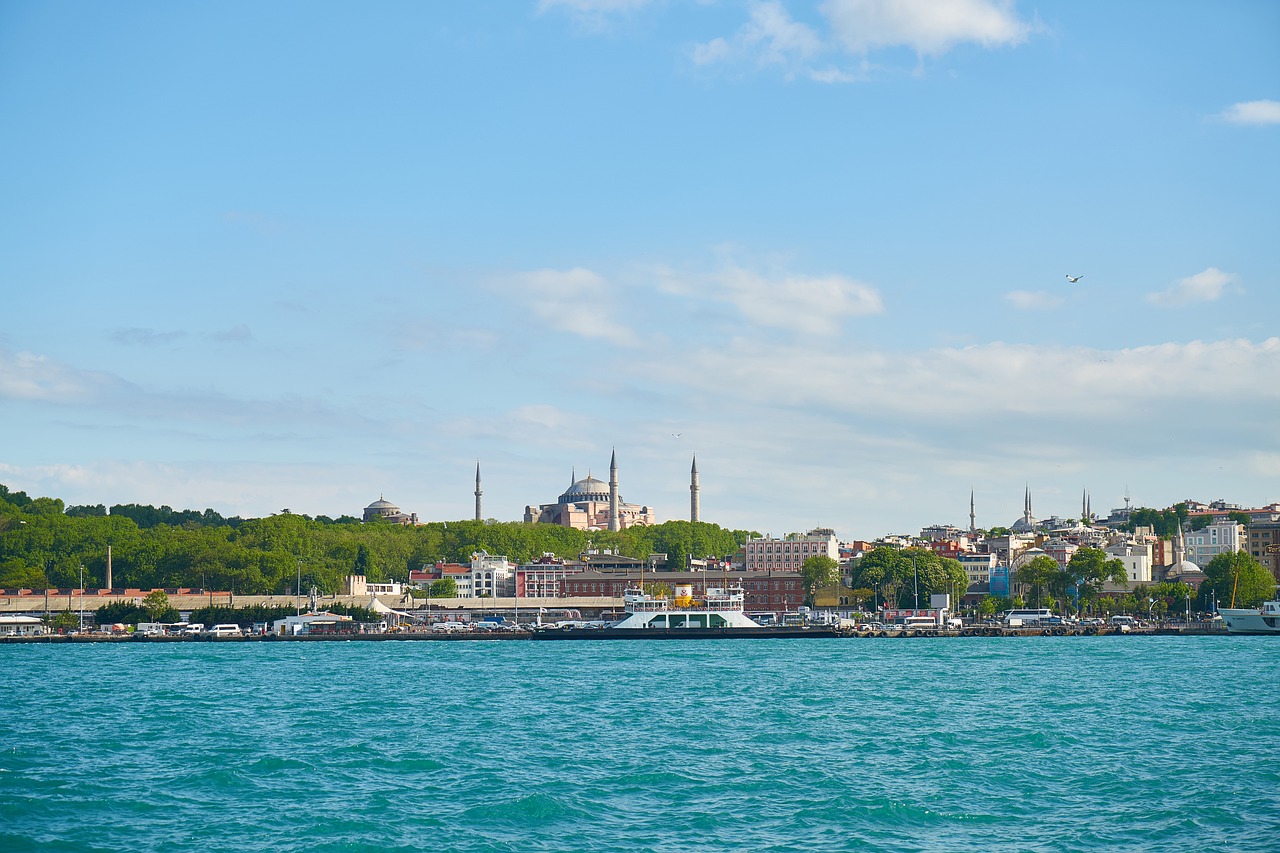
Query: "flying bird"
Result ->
[[671, 433, 682, 438], [1065, 274, 1083, 283]]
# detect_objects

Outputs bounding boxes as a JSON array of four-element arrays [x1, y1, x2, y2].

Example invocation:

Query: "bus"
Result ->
[[1001, 608, 1057, 627]]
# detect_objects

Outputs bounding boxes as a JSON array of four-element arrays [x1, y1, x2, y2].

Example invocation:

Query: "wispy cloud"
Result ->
[[691, 0, 1034, 80], [1147, 267, 1237, 306], [502, 267, 642, 346], [537, 0, 656, 30], [208, 325, 253, 343], [658, 259, 884, 335], [111, 327, 186, 346], [0, 348, 129, 403], [1005, 290, 1064, 310], [1220, 99, 1280, 126], [822, 0, 1033, 56]]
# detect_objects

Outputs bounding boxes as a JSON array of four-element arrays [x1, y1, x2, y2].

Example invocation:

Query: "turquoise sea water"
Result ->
[[2, 636, 1278, 852]]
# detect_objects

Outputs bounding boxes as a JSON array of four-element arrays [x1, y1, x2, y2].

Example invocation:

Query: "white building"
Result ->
[[0, 615, 48, 636], [1105, 540, 1152, 587], [957, 552, 996, 586], [468, 551, 513, 598], [1184, 521, 1244, 567], [744, 529, 839, 572]]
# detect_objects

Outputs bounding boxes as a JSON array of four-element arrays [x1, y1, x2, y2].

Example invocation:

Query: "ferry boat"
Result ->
[[1219, 600, 1280, 635], [532, 581, 837, 640]]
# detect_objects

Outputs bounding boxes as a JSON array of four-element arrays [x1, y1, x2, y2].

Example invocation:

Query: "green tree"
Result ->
[[1014, 555, 1059, 608], [1204, 551, 1276, 608], [142, 589, 172, 621], [800, 555, 841, 605], [48, 610, 79, 632], [95, 601, 149, 625], [1065, 548, 1128, 614], [429, 578, 457, 598]]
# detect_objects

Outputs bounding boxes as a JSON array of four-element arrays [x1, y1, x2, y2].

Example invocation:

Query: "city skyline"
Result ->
[[1, 1, 1277, 540]]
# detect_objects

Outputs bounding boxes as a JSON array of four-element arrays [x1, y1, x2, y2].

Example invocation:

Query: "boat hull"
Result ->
[[1219, 607, 1280, 635], [532, 626, 839, 640]]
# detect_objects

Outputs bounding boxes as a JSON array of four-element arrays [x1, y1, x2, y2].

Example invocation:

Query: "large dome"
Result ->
[[559, 476, 611, 504]]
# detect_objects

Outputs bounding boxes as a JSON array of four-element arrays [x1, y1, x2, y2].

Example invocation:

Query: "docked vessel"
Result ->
[[1219, 600, 1280, 635], [532, 581, 837, 640]]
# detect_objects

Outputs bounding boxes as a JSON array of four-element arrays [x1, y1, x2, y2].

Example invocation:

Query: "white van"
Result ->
[[206, 623, 242, 638], [1109, 615, 1136, 633]]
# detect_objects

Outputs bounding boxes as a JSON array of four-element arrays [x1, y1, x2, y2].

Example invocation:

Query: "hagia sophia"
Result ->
[[364, 451, 702, 532]]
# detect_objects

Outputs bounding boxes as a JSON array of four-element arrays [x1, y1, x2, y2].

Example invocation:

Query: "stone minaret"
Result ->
[[1082, 488, 1088, 523], [474, 462, 483, 521], [608, 449, 620, 532], [690, 456, 701, 523], [969, 491, 976, 534]]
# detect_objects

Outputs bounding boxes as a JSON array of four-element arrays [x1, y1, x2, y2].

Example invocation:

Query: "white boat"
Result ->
[[1219, 600, 1280, 635], [610, 582, 762, 630]]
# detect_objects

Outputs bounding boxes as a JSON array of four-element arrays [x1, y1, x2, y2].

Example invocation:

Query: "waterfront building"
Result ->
[[516, 555, 579, 598], [743, 529, 839, 572], [560, 570, 805, 613], [524, 451, 654, 531], [1247, 520, 1280, 583], [0, 615, 48, 637], [341, 575, 403, 597], [1183, 520, 1244, 567], [957, 552, 996, 587], [1103, 539, 1153, 591], [469, 551, 513, 597], [1042, 537, 1079, 571], [989, 563, 1010, 597]]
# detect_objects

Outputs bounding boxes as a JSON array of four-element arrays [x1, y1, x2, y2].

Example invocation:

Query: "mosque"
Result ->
[[520, 452, 702, 532], [364, 452, 702, 531]]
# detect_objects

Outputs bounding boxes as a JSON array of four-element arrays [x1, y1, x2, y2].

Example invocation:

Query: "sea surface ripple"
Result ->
[[2, 636, 1278, 852]]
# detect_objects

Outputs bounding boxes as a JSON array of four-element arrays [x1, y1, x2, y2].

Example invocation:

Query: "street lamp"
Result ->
[[78, 563, 85, 633], [912, 555, 919, 609]]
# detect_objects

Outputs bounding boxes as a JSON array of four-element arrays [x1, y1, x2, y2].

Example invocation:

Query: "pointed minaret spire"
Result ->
[[1082, 488, 1088, 523], [690, 455, 701, 523], [474, 461, 483, 521], [969, 490, 976, 534], [608, 448, 620, 532]]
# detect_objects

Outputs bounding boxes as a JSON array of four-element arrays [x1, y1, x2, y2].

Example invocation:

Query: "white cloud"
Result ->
[[503, 267, 642, 346], [692, 1, 823, 71], [1147, 267, 1237, 306], [1004, 290, 1065, 310], [537, 0, 655, 29], [822, 0, 1033, 55], [1220, 99, 1280, 126], [0, 349, 127, 403], [658, 260, 884, 335]]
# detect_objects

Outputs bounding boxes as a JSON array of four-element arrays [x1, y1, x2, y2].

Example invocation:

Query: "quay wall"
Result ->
[[0, 591, 622, 616]]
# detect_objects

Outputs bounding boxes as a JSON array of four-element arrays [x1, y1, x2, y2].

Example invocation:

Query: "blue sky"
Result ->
[[1, 0, 1277, 539]]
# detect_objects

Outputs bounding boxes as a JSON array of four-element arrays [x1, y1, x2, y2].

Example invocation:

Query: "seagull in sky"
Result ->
[[671, 433, 682, 438], [1065, 274, 1083, 283]]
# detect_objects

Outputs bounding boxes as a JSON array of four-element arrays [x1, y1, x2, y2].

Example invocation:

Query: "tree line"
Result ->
[[0, 483, 758, 595]]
